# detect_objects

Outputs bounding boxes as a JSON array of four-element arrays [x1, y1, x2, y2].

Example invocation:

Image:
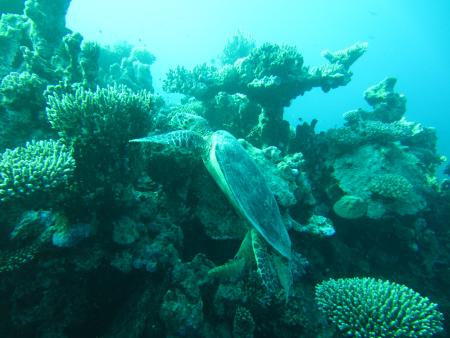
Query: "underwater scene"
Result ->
[[0, 0, 450, 337]]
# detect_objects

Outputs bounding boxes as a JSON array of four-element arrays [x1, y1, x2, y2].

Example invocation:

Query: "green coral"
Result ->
[[369, 173, 413, 200], [96, 43, 156, 91], [163, 40, 366, 148], [220, 31, 256, 65], [0, 71, 46, 111], [0, 139, 75, 202], [340, 78, 406, 124], [315, 277, 444, 337], [46, 84, 154, 144], [232, 306, 255, 338], [239, 43, 305, 81], [0, 13, 30, 77], [164, 41, 366, 107], [46, 84, 159, 195], [24, 0, 71, 57], [309, 42, 368, 92], [333, 195, 367, 219], [332, 143, 430, 218], [0, 71, 49, 149], [364, 77, 407, 122], [321, 42, 368, 69], [207, 92, 262, 139]]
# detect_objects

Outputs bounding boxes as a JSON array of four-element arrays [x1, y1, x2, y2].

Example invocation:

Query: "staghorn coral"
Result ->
[[321, 42, 368, 69], [315, 277, 444, 337], [236, 42, 307, 108], [0, 139, 74, 202]]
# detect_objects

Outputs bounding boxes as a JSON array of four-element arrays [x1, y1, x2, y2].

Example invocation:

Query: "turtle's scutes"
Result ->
[[207, 130, 291, 259]]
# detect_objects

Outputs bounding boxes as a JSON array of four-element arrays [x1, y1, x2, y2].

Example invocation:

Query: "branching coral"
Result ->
[[46, 84, 155, 144], [315, 277, 444, 337], [46, 84, 160, 195], [368, 173, 413, 200], [0, 139, 74, 202]]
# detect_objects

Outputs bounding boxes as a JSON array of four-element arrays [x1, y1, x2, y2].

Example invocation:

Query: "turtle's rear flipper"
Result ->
[[130, 130, 206, 154]]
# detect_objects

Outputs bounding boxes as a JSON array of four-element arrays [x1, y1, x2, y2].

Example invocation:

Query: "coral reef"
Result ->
[[326, 78, 442, 219], [164, 40, 367, 148], [0, 1, 448, 337]]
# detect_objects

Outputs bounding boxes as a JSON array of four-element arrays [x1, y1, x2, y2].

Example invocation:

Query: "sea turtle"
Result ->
[[130, 113, 292, 295]]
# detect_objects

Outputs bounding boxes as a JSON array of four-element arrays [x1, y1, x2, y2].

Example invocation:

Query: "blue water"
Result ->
[[66, 0, 450, 168]]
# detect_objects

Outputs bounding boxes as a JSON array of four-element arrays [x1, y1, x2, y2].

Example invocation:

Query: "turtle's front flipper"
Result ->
[[130, 130, 206, 154]]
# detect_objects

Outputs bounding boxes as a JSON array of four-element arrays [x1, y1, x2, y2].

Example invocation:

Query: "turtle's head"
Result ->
[[167, 111, 212, 136]]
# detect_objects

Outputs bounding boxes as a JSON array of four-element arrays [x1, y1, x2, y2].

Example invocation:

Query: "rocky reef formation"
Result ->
[[0, 1, 448, 337]]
